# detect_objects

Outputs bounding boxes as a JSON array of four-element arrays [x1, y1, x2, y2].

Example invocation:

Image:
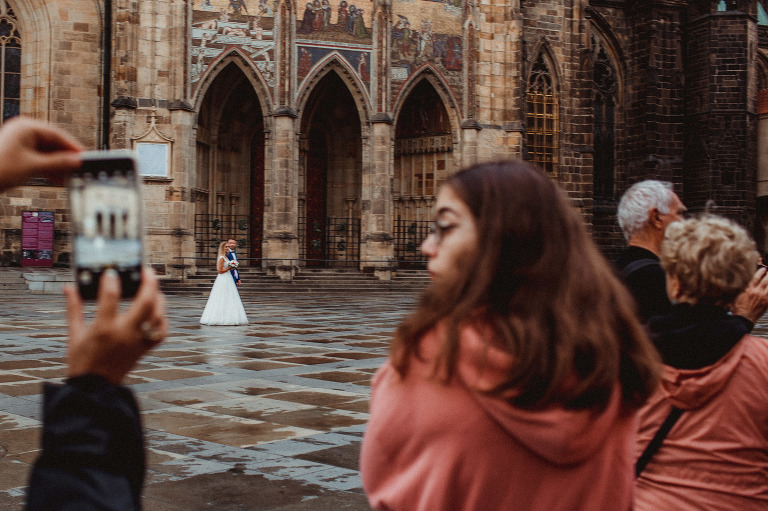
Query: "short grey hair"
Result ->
[[617, 180, 675, 241]]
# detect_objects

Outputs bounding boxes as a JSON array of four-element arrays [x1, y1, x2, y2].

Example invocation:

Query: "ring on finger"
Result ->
[[140, 320, 163, 344]]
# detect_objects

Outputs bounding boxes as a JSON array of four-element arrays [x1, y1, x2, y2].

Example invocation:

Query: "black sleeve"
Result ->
[[734, 314, 755, 333], [26, 375, 145, 511]]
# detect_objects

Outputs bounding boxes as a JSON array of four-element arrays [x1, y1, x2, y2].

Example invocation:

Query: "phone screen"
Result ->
[[68, 152, 142, 299]]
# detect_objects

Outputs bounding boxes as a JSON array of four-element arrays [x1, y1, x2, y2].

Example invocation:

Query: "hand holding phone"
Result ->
[[68, 151, 143, 299]]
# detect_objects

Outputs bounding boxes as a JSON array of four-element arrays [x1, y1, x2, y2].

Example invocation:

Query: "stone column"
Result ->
[[167, 102, 197, 279], [460, 119, 481, 168], [112, 0, 139, 149], [263, 108, 299, 278], [361, 114, 394, 280]]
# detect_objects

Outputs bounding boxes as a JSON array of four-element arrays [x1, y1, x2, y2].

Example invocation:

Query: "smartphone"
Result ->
[[68, 150, 143, 299]]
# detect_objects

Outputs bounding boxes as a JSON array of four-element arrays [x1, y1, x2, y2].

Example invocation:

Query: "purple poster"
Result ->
[[22, 211, 54, 267]]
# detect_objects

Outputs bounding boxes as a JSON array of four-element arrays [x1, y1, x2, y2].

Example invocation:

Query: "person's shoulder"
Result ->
[[616, 247, 662, 277], [742, 335, 768, 359], [616, 246, 658, 265]]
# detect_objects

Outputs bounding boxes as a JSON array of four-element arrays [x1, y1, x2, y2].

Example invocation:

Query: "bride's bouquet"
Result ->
[[225, 259, 239, 269]]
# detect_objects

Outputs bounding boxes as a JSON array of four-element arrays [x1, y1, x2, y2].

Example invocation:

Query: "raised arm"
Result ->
[[26, 269, 167, 511]]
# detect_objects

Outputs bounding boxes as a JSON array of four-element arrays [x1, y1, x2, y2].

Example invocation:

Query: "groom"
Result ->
[[226, 238, 241, 287]]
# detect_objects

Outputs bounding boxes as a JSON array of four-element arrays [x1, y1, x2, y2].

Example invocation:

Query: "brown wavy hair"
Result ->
[[392, 161, 660, 410]]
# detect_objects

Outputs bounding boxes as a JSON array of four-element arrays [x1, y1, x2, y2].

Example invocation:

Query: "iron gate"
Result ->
[[393, 219, 429, 268], [194, 214, 251, 261], [298, 216, 361, 267]]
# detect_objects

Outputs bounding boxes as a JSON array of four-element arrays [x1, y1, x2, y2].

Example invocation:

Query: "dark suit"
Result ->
[[226, 249, 240, 285]]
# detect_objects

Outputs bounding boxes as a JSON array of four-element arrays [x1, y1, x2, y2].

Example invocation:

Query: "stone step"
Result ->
[[163, 282, 427, 292], [160, 276, 428, 295], [0, 267, 429, 295], [0, 282, 29, 289]]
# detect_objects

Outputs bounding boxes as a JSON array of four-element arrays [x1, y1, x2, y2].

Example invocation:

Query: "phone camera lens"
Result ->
[[79, 271, 92, 285]]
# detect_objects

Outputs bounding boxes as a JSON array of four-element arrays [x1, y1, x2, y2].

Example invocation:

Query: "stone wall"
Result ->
[[0, 0, 764, 270], [684, 8, 757, 228]]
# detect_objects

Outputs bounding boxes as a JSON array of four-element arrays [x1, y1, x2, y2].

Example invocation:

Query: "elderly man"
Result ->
[[616, 179, 768, 325]]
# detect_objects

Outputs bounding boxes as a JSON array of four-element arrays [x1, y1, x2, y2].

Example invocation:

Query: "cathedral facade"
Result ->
[[1, 0, 768, 277]]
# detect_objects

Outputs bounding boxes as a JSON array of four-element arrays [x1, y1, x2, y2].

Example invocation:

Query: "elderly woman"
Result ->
[[635, 215, 768, 510]]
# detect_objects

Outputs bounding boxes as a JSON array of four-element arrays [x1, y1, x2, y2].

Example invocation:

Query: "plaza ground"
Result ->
[[3, 287, 768, 510], [0, 290, 418, 510]]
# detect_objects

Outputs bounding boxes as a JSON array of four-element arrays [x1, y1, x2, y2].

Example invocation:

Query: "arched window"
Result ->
[[0, 2, 20, 123], [526, 53, 558, 175], [593, 45, 618, 200]]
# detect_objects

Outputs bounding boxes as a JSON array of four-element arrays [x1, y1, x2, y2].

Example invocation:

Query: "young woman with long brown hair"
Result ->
[[360, 161, 660, 510]]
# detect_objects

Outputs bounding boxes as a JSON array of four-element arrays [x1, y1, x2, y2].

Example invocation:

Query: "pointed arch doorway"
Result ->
[[299, 71, 362, 267], [195, 62, 265, 262], [393, 78, 454, 266]]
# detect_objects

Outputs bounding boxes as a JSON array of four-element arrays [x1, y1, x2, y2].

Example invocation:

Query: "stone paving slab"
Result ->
[[7, 288, 767, 509], [0, 291, 418, 510]]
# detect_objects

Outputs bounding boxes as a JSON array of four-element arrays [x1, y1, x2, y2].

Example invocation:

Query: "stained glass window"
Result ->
[[0, 2, 20, 124], [526, 54, 558, 176]]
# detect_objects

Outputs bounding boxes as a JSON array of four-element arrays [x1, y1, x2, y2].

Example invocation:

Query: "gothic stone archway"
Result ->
[[299, 70, 363, 267], [195, 62, 265, 261]]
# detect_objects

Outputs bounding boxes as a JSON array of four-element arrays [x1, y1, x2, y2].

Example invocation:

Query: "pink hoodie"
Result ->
[[635, 335, 768, 510], [361, 325, 637, 511]]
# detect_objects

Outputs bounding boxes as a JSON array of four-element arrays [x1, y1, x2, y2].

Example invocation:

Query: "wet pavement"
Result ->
[[4, 287, 768, 510], [0, 290, 419, 510]]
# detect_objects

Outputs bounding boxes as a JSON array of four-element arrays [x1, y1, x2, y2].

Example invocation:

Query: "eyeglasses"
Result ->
[[427, 221, 457, 244]]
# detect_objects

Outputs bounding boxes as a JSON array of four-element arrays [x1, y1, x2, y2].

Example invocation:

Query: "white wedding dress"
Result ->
[[200, 256, 248, 325]]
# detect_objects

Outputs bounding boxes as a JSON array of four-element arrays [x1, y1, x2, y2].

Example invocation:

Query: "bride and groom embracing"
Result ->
[[200, 238, 249, 325]]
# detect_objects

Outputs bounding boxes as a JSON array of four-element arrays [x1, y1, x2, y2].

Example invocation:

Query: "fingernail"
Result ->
[[104, 268, 119, 280]]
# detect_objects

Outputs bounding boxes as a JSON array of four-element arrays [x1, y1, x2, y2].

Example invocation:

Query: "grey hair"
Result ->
[[661, 215, 758, 307], [617, 180, 675, 241]]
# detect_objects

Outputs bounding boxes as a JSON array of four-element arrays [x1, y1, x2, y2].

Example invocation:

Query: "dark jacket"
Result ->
[[26, 375, 144, 511], [646, 303, 749, 369], [615, 246, 670, 322], [226, 250, 240, 284]]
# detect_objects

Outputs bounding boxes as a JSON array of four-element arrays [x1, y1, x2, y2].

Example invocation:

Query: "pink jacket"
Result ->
[[635, 335, 768, 510], [361, 325, 637, 511]]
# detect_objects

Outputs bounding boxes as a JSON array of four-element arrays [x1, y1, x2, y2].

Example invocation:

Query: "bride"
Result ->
[[200, 241, 248, 325]]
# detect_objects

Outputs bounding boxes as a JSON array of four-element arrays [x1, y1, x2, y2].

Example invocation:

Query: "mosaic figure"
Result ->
[[298, 2, 316, 33], [229, 0, 249, 16]]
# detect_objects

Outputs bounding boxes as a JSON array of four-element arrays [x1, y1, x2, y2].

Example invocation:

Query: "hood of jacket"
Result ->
[[647, 303, 749, 409], [419, 324, 629, 467]]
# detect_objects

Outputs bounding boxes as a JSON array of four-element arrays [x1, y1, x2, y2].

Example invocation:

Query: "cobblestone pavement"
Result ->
[[0, 291, 419, 510]]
